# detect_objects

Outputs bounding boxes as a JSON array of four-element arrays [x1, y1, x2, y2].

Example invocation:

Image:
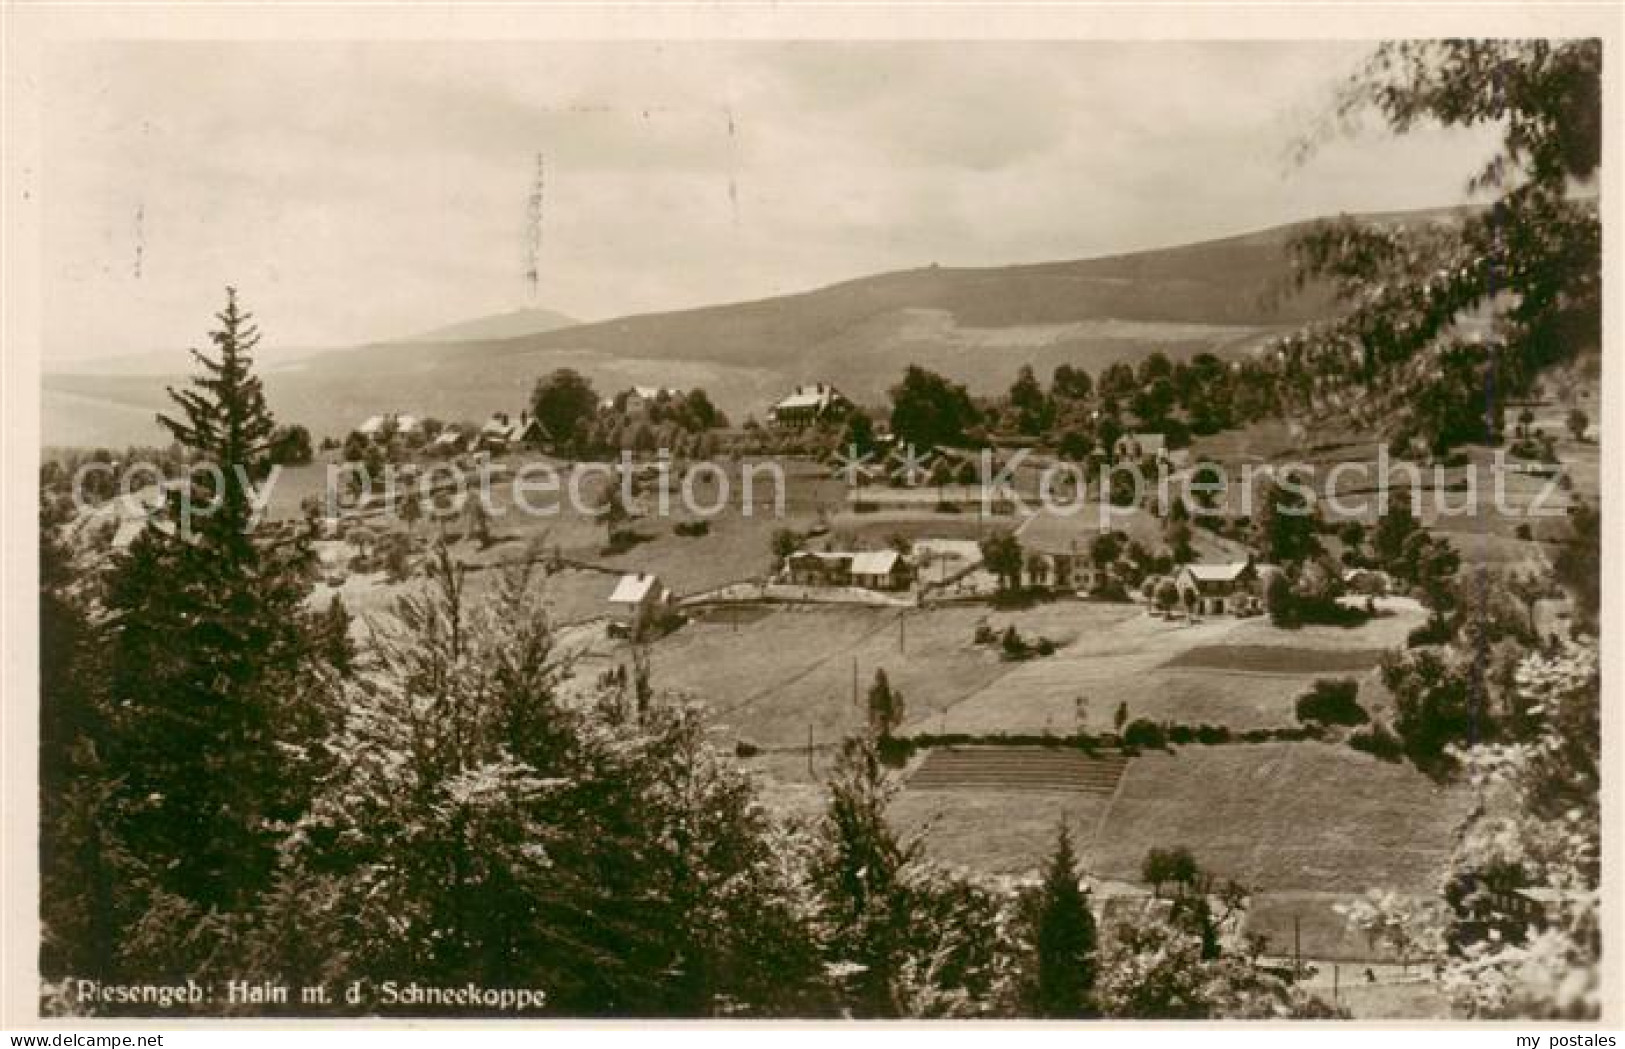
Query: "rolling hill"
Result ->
[[42, 208, 1466, 449], [399, 306, 579, 344]]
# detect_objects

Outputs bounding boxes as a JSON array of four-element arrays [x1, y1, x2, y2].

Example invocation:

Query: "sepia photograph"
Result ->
[[3, 2, 1619, 1033]]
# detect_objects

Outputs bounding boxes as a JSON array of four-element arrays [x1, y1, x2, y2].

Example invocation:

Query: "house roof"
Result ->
[[787, 550, 843, 563], [609, 572, 665, 604], [849, 550, 902, 576], [1182, 561, 1254, 583], [395, 414, 422, 433], [1015, 506, 1169, 555], [773, 383, 846, 412], [432, 429, 465, 446], [358, 414, 387, 435], [629, 385, 680, 400]]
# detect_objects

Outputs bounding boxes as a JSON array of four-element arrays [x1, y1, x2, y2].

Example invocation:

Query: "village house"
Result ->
[[1174, 557, 1277, 615], [1014, 533, 1097, 593], [849, 549, 913, 591], [784, 549, 913, 592], [429, 427, 469, 456], [607, 571, 674, 626], [768, 382, 853, 429], [356, 412, 424, 444], [1012, 509, 1122, 593], [621, 385, 682, 417], [785, 551, 850, 587], [478, 410, 549, 452]]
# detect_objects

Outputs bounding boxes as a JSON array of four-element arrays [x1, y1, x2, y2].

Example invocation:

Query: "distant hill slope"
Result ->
[[401, 306, 579, 344], [42, 207, 1467, 449]]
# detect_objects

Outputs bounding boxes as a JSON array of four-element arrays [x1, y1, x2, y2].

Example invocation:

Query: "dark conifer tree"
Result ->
[[39, 500, 124, 981], [1028, 824, 1098, 1017], [104, 288, 326, 924], [815, 733, 920, 1018]]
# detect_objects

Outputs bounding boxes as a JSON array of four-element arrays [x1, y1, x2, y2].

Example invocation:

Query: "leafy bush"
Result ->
[[1406, 614, 1454, 647], [1348, 723, 1405, 762], [1090, 579, 1130, 603], [1122, 719, 1167, 750], [1294, 678, 1369, 727], [602, 528, 653, 555]]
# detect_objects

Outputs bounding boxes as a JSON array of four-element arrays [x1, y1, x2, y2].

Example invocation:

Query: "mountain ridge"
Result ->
[[43, 204, 1471, 448]]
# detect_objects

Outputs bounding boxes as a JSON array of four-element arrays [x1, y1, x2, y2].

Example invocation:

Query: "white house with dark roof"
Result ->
[[356, 412, 423, 442], [430, 427, 469, 455], [848, 549, 912, 591], [1174, 557, 1279, 615], [783, 548, 913, 592], [608, 572, 673, 625], [768, 383, 852, 428], [478, 410, 549, 451]]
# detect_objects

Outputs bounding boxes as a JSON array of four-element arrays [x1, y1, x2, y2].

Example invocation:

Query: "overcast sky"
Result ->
[[43, 40, 1502, 363]]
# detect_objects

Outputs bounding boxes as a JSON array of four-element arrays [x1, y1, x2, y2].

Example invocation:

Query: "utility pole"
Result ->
[[806, 723, 814, 776]]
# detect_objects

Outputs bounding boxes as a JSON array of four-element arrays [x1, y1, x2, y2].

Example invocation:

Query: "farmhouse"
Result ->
[[784, 549, 913, 592], [785, 551, 849, 587], [430, 427, 469, 455], [608, 572, 673, 625], [1012, 528, 1100, 593], [1175, 557, 1276, 615], [479, 411, 549, 451], [768, 382, 852, 428], [849, 549, 912, 591], [611, 386, 682, 418]]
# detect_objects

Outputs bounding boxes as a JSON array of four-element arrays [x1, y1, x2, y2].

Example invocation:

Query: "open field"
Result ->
[[1088, 743, 1469, 893], [1243, 892, 1433, 964], [906, 748, 1128, 794], [924, 600, 1422, 735], [878, 742, 1466, 898], [892, 790, 1115, 875], [1161, 644, 1386, 675], [648, 603, 1096, 750]]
